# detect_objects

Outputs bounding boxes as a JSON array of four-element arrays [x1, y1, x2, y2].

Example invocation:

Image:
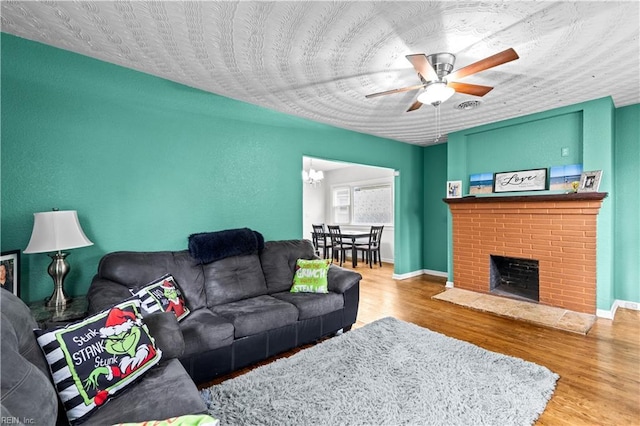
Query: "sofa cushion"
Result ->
[[85, 359, 207, 425], [35, 299, 162, 425], [143, 312, 185, 360], [260, 240, 317, 293], [291, 258, 331, 294], [179, 310, 235, 357], [98, 251, 207, 311], [272, 291, 344, 320], [1, 290, 59, 424], [131, 274, 190, 321], [211, 295, 298, 338], [203, 254, 268, 307], [170, 251, 208, 310], [0, 289, 51, 377]]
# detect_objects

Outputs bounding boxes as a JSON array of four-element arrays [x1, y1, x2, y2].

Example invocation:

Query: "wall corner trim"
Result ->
[[597, 299, 640, 319], [392, 269, 447, 280]]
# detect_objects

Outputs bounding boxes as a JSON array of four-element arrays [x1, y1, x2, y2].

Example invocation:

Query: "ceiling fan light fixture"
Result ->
[[416, 82, 455, 106]]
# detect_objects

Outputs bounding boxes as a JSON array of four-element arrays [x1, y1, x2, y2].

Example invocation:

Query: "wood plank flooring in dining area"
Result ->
[[204, 262, 640, 425]]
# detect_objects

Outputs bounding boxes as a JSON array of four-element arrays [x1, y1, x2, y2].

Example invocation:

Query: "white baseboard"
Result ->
[[423, 269, 448, 278], [343, 256, 394, 265], [597, 299, 640, 319], [392, 269, 448, 280], [392, 270, 425, 280]]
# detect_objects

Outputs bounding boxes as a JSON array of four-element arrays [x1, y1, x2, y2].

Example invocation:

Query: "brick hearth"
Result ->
[[445, 193, 607, 314]]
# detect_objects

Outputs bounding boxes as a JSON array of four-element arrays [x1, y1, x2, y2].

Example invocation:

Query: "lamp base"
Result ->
[[45, 252, 72, 308]]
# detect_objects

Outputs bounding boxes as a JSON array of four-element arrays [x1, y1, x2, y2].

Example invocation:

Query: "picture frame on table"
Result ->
[[577, 170, 602, 193], [493, 168, 547, 193], [446, 180, 463, 198], [0, 249, 20, 298]]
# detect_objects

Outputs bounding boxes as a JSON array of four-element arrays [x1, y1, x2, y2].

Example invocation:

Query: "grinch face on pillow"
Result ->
[[99, 308, 144, 358], [163, 284, 178, 302]]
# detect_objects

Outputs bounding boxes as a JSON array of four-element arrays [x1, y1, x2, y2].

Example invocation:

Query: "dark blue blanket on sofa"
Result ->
[[188, 228, 265, 264]]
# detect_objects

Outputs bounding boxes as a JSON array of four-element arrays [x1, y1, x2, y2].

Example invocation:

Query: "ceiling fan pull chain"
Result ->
[[434, 103, 441, 143]]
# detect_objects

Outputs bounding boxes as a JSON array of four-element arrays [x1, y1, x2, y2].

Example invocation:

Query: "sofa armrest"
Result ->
[[87, 276, 133, 314], [327, 265, 362, 293], [144, 312, 185, 360]]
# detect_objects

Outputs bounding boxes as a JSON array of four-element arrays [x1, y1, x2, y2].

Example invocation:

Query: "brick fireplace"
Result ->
[[445, 193, 607, 314]]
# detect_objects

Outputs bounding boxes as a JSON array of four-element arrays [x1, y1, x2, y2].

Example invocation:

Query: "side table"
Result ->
[[28, 296, 88, 329]]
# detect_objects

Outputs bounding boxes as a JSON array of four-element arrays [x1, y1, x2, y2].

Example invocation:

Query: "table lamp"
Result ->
[[24, 210, 93, 308]]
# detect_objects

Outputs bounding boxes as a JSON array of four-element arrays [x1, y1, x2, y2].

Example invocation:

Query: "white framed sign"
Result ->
[[493, 168, 547, 193]]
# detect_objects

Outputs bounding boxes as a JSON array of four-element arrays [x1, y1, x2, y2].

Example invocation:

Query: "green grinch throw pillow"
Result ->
[[130, 274, 190, 321], [291, 259, 331, 293], [34, 299, 162, 425]]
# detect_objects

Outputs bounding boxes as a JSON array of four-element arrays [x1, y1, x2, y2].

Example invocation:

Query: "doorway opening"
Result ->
[[302, 156, 396, 267]]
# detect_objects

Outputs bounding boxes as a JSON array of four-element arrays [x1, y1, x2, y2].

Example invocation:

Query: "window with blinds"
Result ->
[[352, 184, 393, 225], [332, 187, 351, 224]]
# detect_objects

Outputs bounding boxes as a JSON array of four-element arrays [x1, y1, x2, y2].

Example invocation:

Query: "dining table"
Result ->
[[313, 230, 370, 267]]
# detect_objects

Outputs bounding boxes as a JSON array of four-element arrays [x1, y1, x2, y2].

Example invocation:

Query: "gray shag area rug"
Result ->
[[200, 317, 558, 425]]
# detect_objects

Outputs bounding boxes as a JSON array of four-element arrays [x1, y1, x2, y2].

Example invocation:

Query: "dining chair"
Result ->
[[311, 224, 331, 259], [327, 225, 352, 267], [358, 225, 384, 268]]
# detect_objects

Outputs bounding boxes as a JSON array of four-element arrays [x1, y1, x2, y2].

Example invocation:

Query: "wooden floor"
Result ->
[[204, 262, 640, 425]]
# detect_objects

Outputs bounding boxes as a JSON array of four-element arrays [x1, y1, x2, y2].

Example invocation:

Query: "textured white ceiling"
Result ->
[[2, 1, 639, 145]]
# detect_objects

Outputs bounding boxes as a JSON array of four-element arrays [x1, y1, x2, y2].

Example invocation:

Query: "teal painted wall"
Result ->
[[446, 98, 638, 310], [1, 34, 424, 302], [614, 104, 640, 302], [464, 112, 583, 187], [583, 98, 615, 311], [423, 143, 448, 272]]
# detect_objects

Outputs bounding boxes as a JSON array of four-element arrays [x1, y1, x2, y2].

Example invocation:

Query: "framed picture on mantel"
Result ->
[[577, 170, 602, 193], [446, 180, 462, 198], [493, 168, 547, 193]]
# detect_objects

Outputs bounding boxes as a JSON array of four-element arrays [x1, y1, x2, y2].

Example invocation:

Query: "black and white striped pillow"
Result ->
[[130, 274, 190, 321], [34, 299, 162, 425]]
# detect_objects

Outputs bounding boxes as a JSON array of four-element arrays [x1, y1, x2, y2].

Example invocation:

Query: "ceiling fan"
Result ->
[[365, 48, 519, 112]]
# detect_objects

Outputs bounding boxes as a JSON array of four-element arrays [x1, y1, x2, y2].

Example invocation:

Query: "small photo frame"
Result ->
[[447, 180, 463, 198], [469, 173, 493, 195], [577, 170, 602, 193], [1, 250, 20, 298], [549, 164, 583, 192]]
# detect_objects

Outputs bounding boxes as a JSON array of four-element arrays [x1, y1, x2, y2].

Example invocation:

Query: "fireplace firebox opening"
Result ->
[[490, 255, 539, 302]]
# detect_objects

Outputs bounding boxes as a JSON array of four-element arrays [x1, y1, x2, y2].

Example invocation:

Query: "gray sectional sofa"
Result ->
[[87, 239, 362, 385], [0, 288, 208, 425], [1, 238, 360, 425]]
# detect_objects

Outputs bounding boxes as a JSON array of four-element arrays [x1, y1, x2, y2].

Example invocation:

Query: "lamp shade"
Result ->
[[24, 210, 93, 254]]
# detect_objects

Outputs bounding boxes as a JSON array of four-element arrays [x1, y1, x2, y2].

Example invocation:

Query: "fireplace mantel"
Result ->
[[444, 191, 608, 314], [443, 192, 607, 205]]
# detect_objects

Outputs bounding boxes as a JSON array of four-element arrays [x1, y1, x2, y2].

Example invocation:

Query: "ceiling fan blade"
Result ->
[[406, 54, 439, 81], [365, 84, 425, 99], [448, 48, 519, 81], [406, 100, 423, 112], [447, 82, 494, 97]]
